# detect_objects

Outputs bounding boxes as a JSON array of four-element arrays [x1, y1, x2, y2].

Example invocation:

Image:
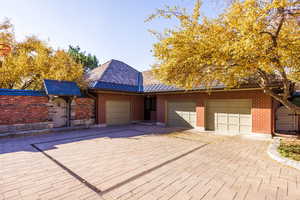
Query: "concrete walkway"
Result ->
[[0, 125, 299, 200]]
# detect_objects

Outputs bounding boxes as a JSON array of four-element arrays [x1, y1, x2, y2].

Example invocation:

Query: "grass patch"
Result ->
[[278, 139, 300, 161]]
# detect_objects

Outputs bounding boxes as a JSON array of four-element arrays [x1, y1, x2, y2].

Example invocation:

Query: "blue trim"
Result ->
[[0, 88, 46, 96], [93, 81, 140, 93], [44, 79, 81, 96]]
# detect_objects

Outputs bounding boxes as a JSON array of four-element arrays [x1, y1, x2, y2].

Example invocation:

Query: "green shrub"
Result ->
[[278, 140, 300, 161]]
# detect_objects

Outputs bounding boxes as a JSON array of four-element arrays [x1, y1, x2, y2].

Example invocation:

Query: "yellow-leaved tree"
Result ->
[[0, 20, 84, 90], [148, 0, 300, 113]]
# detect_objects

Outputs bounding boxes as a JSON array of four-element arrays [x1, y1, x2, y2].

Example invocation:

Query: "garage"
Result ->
[[206, 99, 252, 134], [167, 101, 196, 128], [106, 101, 130, 125]]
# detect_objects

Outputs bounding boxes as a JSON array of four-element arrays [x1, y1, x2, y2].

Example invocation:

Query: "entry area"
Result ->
[[52, 98, 68, 128], [206, 99, 252, 134], [106, 100, 131, 125], [167, 101, 196, 128]]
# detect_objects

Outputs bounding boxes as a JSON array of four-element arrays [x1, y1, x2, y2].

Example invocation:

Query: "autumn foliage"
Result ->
[[0, 20, 84, 90], [149, 0, 300, 113]]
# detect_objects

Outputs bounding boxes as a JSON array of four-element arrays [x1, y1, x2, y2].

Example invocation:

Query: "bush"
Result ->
[[278, 139, 300, 161]]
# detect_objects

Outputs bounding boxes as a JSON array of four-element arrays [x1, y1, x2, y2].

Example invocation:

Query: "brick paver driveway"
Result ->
[[0, 125, 299, 200]]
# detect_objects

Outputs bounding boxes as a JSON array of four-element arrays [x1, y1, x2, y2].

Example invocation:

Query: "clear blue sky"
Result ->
[[1, 0, 225, 71]]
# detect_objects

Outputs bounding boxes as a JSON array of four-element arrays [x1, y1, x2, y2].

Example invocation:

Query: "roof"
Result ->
[[91, 82, 141, 93], [87, 60, 272, 93], [86, 59, 141, 86], [0, 88, 46, 96], [44, 79, 81, 96]]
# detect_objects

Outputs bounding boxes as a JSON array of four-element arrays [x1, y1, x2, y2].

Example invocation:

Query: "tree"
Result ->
[[68, 45, 99, 72], [148, 0, 300, 113], [0, 20, 84, 90]]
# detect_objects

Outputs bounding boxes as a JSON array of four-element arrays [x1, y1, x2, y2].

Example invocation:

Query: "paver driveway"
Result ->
[[0, 125, 299, 200]]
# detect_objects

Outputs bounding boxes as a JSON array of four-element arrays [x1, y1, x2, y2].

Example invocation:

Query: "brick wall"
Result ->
[[96, 93, 144, 124], [156, 90, 273, 134], [75, 98, 95, 120], [0, 93, 96, 132], [0, 95, 49, 125]]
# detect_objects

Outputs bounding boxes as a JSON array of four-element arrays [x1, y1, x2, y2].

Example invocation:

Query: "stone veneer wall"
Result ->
[[70, 97, 96, 127], [0, 93, 95, 134]]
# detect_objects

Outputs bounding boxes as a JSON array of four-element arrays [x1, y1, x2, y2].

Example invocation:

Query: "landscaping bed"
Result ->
[[278, 139, 300, 161]]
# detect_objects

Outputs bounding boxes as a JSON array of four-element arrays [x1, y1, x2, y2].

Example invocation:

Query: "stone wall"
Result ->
[[70, 97, 95, 127], [0, 91, 96, 134]]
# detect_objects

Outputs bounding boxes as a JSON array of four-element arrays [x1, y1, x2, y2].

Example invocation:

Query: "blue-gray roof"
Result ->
[[44, 79, 81, 96], [92, 81, 141, 93], [143, 84, 181, 93], [87, 59, 266, 93], [0, 88, 46, 96], [86, 59, 141, 86]]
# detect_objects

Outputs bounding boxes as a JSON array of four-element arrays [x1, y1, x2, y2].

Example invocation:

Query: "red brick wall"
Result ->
[[156, 90, 273, 134], [96, 93, 144, 124], [75, 98, 95, 120], [0, 95, 49, 125]]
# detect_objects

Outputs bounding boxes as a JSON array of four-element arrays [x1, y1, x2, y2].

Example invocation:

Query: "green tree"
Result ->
[[68, 45, 99, 72], [148, 0, 300, 113]]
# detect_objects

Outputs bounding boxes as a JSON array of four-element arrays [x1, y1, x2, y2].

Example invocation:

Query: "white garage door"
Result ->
[[206, 99, 252, 134], [167, 101, 196, 128], [106, 101, 130, 125]]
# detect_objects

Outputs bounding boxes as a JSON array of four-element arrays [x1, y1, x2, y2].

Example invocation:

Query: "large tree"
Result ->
[[68, 45, 99, 72], [0, 20, 84, 90], [148, 0, 300, 113]]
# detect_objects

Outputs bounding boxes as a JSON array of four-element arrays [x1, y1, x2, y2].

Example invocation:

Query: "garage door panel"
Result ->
[[228, 114, 239, 124], [206, 99, 252, 134], [240, 115, 251, 125], [106, 101, 130, 125], [217, 124, 228, 131], [167, 102, 196, 128], [228, 124, 239, 132], [240, 125, 252, 133]]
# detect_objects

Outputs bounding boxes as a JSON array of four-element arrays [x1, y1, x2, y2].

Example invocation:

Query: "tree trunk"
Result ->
[[263, 86, 300, 114]]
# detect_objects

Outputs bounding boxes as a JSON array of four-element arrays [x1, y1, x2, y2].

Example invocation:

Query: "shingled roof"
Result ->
[[87, 59, 266, 93], [87, 59, 142, 86]]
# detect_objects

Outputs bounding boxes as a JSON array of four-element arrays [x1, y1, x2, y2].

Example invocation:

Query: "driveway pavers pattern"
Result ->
[[0, 125, 299, 200]]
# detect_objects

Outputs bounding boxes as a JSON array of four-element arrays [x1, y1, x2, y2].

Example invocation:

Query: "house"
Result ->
[[86, 59, 279, 137], [0, 59, 286, 137]]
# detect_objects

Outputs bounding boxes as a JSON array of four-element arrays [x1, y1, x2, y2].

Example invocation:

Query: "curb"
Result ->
[[267, 137, 300, 170], [0, 125, 95, 139]]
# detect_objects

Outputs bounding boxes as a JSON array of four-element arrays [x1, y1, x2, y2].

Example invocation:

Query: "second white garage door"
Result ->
[[206, 99, 252, 134], [106, 101, 130, 125], [167, 101, 196, 128]]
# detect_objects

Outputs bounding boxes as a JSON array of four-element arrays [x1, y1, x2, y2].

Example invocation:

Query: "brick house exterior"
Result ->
[[0, 59, 285, 136], [155, 90, 273, 134], [96, 93, 144, 126], [86, 59, 282, 136]]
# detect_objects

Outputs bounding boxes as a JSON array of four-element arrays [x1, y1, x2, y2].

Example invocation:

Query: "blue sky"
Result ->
[[1, 0, 225, 71]]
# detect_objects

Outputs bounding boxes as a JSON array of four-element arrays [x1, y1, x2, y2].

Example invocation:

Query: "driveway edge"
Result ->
[[267, 137, 300, 170]]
